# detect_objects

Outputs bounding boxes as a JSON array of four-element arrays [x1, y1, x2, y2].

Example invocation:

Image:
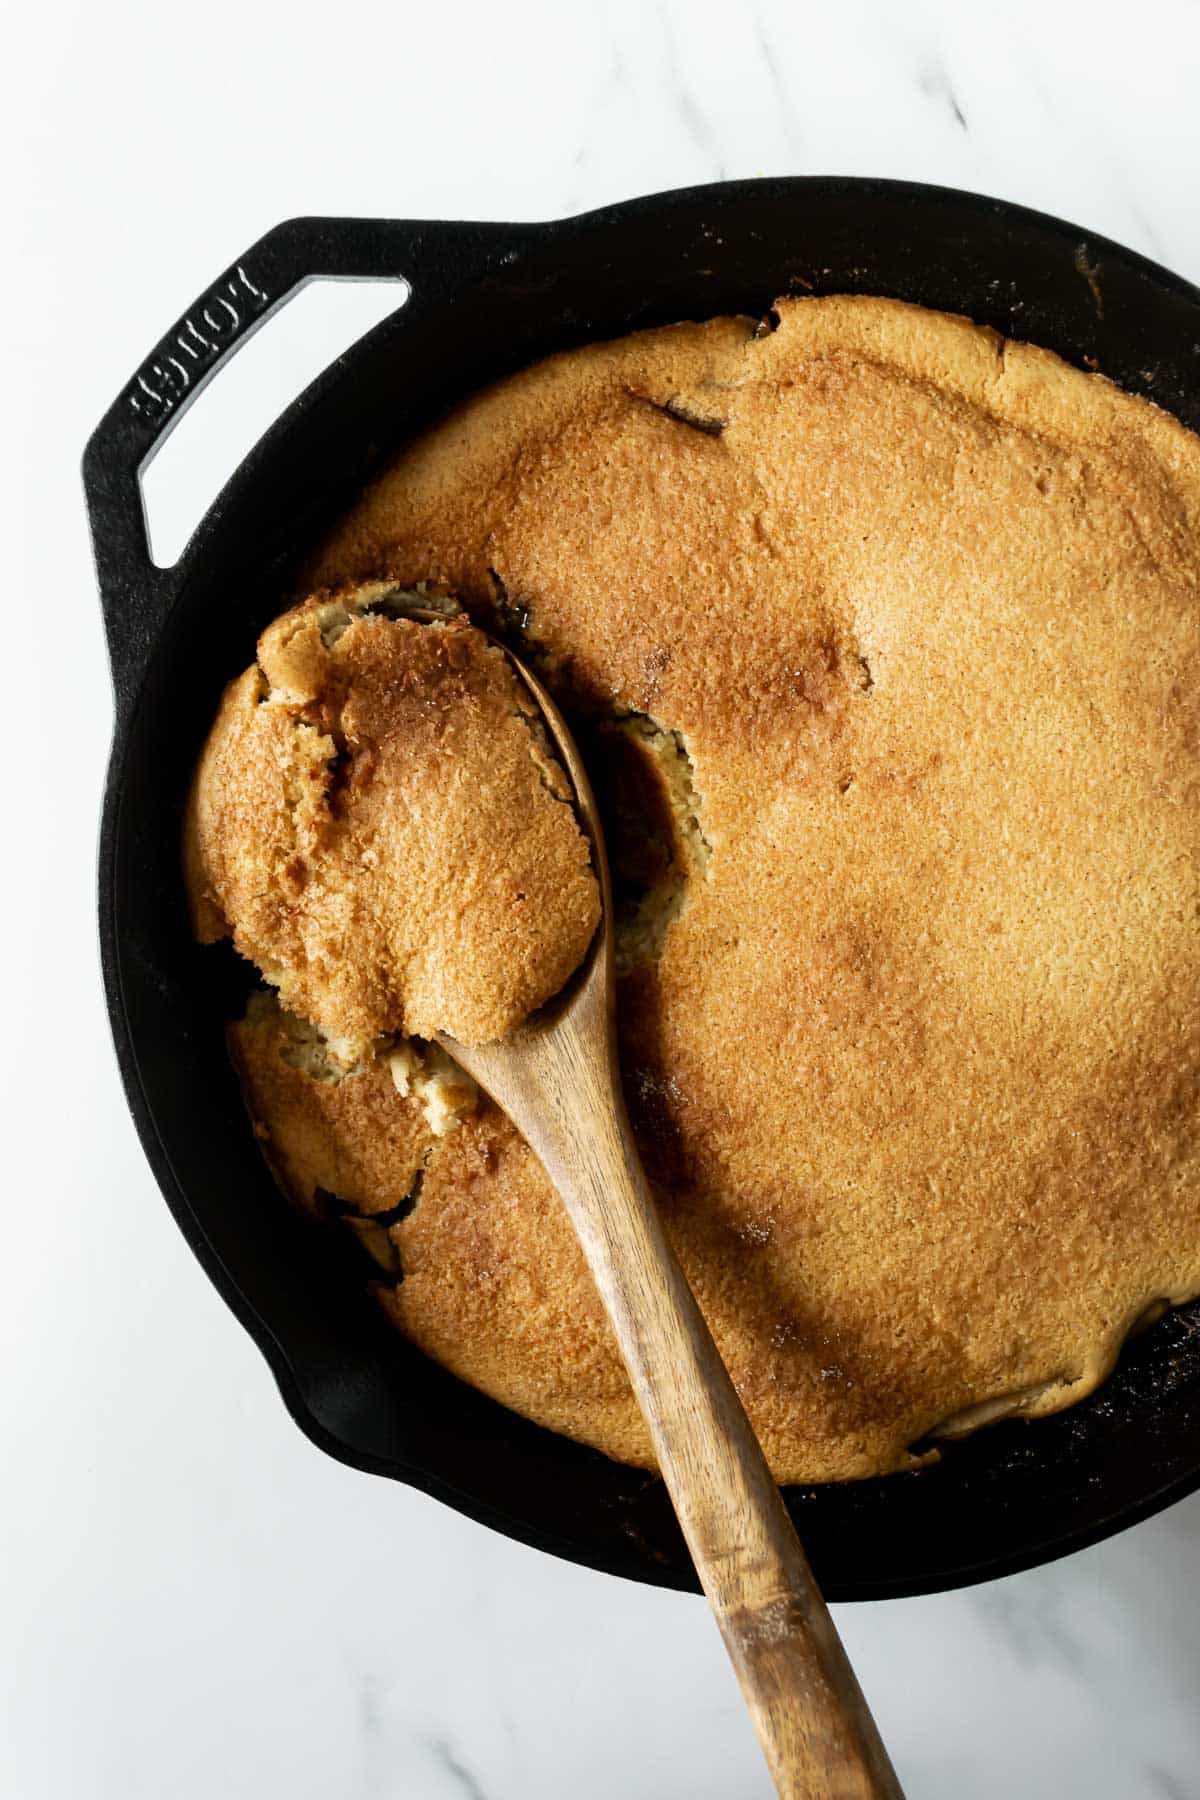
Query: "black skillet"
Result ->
[[84, 178, 1200, 1601]]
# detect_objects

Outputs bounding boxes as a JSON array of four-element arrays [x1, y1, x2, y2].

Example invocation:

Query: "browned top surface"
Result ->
[[231, 295, 1199, 1482], [185, 595, 600, 1052]]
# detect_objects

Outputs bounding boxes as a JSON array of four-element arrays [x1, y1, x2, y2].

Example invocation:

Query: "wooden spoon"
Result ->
[[436, 641, 904, 1800]]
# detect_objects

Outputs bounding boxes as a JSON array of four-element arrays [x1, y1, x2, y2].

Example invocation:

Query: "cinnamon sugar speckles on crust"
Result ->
[[225, 294, 1200, 1484]]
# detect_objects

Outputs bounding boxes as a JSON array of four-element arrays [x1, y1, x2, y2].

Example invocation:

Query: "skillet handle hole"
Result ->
[[140, 277, 409, 570]]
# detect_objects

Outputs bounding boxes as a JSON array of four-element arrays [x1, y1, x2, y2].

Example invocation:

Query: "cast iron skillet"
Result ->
[[85, 178, 1200, 1601]]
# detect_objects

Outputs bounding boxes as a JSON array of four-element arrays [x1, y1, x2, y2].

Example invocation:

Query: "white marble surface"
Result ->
[[7, 0, 1200, 1793]]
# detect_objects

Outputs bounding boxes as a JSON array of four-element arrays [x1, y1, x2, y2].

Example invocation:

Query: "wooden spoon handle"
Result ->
[[514, 1047, 903, 1799]]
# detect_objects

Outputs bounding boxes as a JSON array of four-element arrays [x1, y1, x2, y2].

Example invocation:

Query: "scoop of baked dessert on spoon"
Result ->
[[186, 585, 902, 1799], [184, 582, 601, 1058]]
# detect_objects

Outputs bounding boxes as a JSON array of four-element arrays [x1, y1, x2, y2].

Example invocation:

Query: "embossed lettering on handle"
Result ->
[[86, 215, 537, 707], [126, 264, 270, 426]]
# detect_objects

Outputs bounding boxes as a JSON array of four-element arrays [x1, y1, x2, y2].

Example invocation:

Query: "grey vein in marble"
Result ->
[[560, 41, 631, 216], [656, 0, 727, 179], [427, 1735, 491, 1800], [1147, 1764, 1191, 1800], [1115, 184, 1170, 262], [359, 1671, 383, 1741], [974, 1577, 1091, 1676], [916, 57, 969, 132], [752, 13, 805, 157]]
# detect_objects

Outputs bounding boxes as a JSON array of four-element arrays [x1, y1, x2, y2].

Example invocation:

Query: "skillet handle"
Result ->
[[82, 215, 524, 710]]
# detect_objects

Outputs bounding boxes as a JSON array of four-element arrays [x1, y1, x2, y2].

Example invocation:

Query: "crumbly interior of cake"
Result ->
[[196, 294, 1200, 1484], [386, 1040, 478, 1137], [185, 589, 600, 1054]]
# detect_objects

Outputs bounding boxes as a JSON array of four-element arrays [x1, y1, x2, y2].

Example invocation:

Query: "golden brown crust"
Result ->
[[379, 1107, 656, 1466], [228, 995, 435, 1216], [229, 295, 1199, 1482], [185, 595, 600, 1052]]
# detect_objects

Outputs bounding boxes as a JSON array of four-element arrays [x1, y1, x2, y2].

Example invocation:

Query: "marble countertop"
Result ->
[[7, 0, 1200, 1793]]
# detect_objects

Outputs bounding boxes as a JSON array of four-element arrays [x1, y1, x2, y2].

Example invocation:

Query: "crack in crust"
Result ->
[[603, 710, 713, 971]]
